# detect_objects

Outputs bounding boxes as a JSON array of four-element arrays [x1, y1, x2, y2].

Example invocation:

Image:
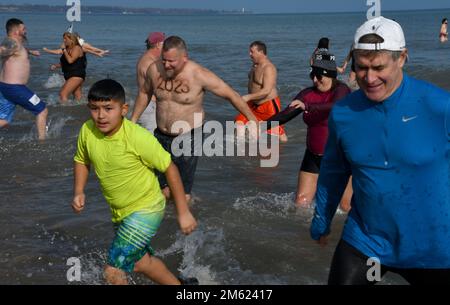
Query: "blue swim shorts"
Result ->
[[0, 82, 46, 116], [0, 92, 16, 123], [107, 209, 165, 273]]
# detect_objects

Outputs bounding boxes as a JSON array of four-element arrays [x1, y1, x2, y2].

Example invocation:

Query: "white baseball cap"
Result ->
[[354, 16, 406, 51]]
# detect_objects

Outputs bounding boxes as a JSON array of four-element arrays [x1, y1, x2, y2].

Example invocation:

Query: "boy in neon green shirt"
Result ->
[[72, 79, 197, 285]]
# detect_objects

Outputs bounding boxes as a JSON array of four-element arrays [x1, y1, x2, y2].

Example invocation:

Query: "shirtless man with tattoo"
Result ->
[[131, 35, 258, 200], [0, 18, 48, 140]]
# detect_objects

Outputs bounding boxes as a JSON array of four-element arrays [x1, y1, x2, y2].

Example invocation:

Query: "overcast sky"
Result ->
[[4, 0, 450, 14]]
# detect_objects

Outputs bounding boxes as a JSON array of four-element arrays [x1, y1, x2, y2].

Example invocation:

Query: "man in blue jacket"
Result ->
[[310, 16, 450, 284]]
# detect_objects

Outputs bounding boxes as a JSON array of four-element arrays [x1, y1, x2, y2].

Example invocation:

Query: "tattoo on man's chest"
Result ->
[[156, 78, 190, 94]]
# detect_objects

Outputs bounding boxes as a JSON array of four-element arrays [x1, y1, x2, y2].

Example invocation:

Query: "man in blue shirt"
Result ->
[[310, 16, 450, 284]]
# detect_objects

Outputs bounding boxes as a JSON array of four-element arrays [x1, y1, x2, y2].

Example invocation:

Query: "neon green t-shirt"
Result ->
[[74, 118, 171, 223]]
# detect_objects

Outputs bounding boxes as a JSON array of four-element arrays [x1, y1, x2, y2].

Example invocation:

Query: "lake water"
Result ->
[[1, 9, 449, 284]]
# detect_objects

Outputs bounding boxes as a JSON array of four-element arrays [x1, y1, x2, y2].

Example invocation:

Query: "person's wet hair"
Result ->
[[63, 32, 80, 47], [88, 79, 126, 104], [5, 18, 23, 34], [442, 18, 448, 24], [317, 37, 330, 49], [163, 36, 187, 53], [250, 41, 267, 55]]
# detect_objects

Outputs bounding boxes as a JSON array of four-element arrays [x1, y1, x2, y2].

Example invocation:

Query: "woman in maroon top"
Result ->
[[267, 50, 353, 211]]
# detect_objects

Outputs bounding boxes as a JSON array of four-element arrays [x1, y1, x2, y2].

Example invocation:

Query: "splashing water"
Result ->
[[44, 73, 65, 89], [233, 192, 300, 217], [155, 224, 287, 284], [46, 116, 73, 139]]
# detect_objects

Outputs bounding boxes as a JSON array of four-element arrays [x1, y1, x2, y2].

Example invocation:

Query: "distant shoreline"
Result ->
[[0, 4, 448, 16], [0, 4, 253, 15]]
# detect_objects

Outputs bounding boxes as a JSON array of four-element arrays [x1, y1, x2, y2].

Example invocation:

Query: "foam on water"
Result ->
[[46, 116, 72, 138], [230, 192, 356, 228], [233, 192, 301, 218], [43, 73, 65, 89], [45, 93, 61, 106], [156, 225, 221, 285], [31, 223, 112, 285], [155, 224, 285, 284], [18, 128, 37, 143]]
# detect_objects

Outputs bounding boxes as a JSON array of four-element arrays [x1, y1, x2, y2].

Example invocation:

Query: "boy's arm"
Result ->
[[72, 161, 90, 214], [165, 162, 197, 235]]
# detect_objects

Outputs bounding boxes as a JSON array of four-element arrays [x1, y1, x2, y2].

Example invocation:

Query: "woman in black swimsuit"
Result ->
[[50, 32, 87, 103]]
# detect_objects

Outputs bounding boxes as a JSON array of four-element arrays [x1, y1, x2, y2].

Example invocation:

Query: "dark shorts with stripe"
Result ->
[[0, 82, 46, 117]]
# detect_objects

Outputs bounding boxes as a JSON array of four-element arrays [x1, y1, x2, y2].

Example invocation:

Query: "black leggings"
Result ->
[[329, 240, 450, 285]]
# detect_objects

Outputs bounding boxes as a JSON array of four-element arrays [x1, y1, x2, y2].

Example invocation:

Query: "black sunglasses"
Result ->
[[309, 72, 323, 81]]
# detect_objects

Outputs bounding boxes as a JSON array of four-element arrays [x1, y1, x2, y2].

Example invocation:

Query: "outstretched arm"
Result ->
[[165, 162, 197, 235], [72, 161, 90, 214], [266, 100, 305, 128], [199, 67, 257, 123], [265, 90, 309, 128], [26, 49, 40, 56], [42, 47, 63, 55], [82, 42, 109, 57]]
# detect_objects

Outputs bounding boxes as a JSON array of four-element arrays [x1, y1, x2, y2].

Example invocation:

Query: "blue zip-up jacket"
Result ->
[[311, 74, 450, 268]]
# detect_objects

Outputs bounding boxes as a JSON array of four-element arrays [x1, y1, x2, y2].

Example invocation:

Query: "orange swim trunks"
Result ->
[[235, 97, 286, 135]]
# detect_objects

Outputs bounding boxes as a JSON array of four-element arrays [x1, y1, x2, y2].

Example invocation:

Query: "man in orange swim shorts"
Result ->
[[235, 41, 288, 142]]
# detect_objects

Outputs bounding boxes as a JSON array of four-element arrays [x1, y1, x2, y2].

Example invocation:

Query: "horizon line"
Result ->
[[0, 4, 449, 15]]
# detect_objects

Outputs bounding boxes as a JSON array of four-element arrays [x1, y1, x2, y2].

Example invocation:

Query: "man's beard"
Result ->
[[165, 70, 175, 79], [21, 33, 28, 44]]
